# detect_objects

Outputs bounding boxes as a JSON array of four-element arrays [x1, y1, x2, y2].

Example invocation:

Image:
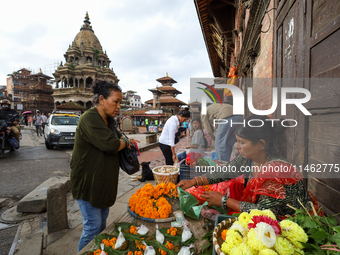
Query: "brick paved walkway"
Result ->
[[137, 136, 190, 169]]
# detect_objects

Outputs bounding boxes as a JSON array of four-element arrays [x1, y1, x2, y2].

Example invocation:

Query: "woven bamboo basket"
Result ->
[[152, 165, 179, 185], [213, 217, 237, 255]]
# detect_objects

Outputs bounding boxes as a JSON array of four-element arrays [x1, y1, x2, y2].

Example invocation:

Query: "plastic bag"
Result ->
[[204, 157, 216, 166], [178, 187, 208, 219], [100, 243, 106, 255], [181, 224, 193, 242], [174, 210, 188, 226], [185, 175, 243, 205], [178, 244, 194, 255], [143, 241, 156, 255], [115, 227, 126, 249], [137, 224, 149, 235], [155, 224, 164, 244]]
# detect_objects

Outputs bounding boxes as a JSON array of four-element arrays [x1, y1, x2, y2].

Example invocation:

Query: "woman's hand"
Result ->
[[185, 145, 190, 149], [177, 179, 196, 190], [127, 139, 140, 148], [200, 191, 223, 207]]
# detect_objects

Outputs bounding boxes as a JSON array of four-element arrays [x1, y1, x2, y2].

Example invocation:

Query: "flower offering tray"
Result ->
[[127, 197, 180, 223], [212, 217, 237, 255]]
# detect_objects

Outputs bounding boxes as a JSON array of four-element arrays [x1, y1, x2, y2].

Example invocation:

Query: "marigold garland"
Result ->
[[129, 183, 178, 219]]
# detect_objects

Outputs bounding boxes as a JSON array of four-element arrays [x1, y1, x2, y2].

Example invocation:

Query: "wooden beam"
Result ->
[[220, 0, 235, 6], [209, 2, 230, 10]]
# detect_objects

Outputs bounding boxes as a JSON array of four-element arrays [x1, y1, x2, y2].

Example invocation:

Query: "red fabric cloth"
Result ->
[[186, 175, 244, 205], [188, 159, 323, 217], [241, 160, 303, 203]]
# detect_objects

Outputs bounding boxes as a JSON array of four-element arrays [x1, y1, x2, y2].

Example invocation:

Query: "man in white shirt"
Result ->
[[158, 108, 190, 165]]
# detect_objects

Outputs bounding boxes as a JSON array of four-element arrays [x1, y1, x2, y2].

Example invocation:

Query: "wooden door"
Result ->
[[304, 0, 340, 217], [274, 0, 307, 166], [275, 0, 340, 216]]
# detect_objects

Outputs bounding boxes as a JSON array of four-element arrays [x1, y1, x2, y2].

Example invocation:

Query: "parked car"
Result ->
[[43, 111, 79, 149]]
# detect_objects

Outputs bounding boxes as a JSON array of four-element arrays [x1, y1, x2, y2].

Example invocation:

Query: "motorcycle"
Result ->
[[0, 119, 19, 159]]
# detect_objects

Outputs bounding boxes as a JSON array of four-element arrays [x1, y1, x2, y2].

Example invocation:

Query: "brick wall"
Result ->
[[252, 0, 275, 110]]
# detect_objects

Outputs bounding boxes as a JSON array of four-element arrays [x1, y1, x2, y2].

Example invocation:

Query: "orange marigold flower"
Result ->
[[128, 252, 133, 255], [165, 241, 174, 250], [221, 229, 228, 240], [170, 231, 176, 236], [94, 249, 107, 255]]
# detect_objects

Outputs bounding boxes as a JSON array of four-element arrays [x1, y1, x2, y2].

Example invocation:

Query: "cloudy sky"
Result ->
[[0, 0, 214, 104]]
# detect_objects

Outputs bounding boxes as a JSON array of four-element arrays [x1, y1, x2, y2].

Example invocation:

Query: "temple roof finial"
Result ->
[[85, 12, 89, 21], [39, 68, 42, 74], [166, 72, 168, 77]]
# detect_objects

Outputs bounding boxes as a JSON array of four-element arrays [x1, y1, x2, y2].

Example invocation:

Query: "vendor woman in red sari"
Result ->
[[177, 115, 322, 219]]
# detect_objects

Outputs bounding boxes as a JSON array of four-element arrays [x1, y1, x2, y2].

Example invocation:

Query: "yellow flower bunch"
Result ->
[[129, 183, 177, 219], [280, 219, 308, 250], [220, 209, 307, 255]]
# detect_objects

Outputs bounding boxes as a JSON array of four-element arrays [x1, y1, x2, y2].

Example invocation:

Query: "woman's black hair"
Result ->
[[178, 107, 190, 118], [91, 79, 122, 105], [235, 115, 288, 158], [192, 117, 208, 149]]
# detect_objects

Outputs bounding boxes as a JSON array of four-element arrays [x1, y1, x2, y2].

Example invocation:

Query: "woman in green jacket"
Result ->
[[70, 80, 137, 252]]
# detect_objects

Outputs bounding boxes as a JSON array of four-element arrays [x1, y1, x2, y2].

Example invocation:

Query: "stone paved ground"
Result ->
[[4, 127, 191, 255]]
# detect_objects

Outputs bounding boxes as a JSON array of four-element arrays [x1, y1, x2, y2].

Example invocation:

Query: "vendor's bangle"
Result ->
[[194, 177, 199, 188], [122, 139, 128, 147], [221, 195, 229, 210], [199, 176, 204, 186]]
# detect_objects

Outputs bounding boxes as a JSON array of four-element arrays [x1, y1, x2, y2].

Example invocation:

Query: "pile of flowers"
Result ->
[[129, 183, 178, 219], [220, 209, 308, 255], [166, 227, 178, 236], [185, 152, 202, 166], [102, 237, 117, 249], [158, 241, 174, 255], [93, 249, 107, 255], [90, 222, 196, 255]]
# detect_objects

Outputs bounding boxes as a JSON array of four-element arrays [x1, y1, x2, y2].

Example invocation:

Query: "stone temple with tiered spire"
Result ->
[[52, 12, 119, 109]]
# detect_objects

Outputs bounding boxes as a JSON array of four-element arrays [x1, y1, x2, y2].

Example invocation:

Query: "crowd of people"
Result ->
[[0, 98, 53, 151]]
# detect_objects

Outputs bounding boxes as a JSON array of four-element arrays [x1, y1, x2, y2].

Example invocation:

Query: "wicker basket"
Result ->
[[152, 165, 179, 185], [213, 217, 237, 255]]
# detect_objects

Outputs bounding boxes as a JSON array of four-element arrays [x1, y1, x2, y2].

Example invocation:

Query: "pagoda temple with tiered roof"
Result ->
[[52, 12, 119, 109], [145, 73, 186, 114]]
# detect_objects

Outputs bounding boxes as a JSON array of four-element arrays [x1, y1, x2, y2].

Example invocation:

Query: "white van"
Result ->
[[43, 111, 79, 149]]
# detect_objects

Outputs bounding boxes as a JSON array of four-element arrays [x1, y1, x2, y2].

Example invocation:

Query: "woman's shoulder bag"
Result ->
[[109, 118, 139, 175]]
